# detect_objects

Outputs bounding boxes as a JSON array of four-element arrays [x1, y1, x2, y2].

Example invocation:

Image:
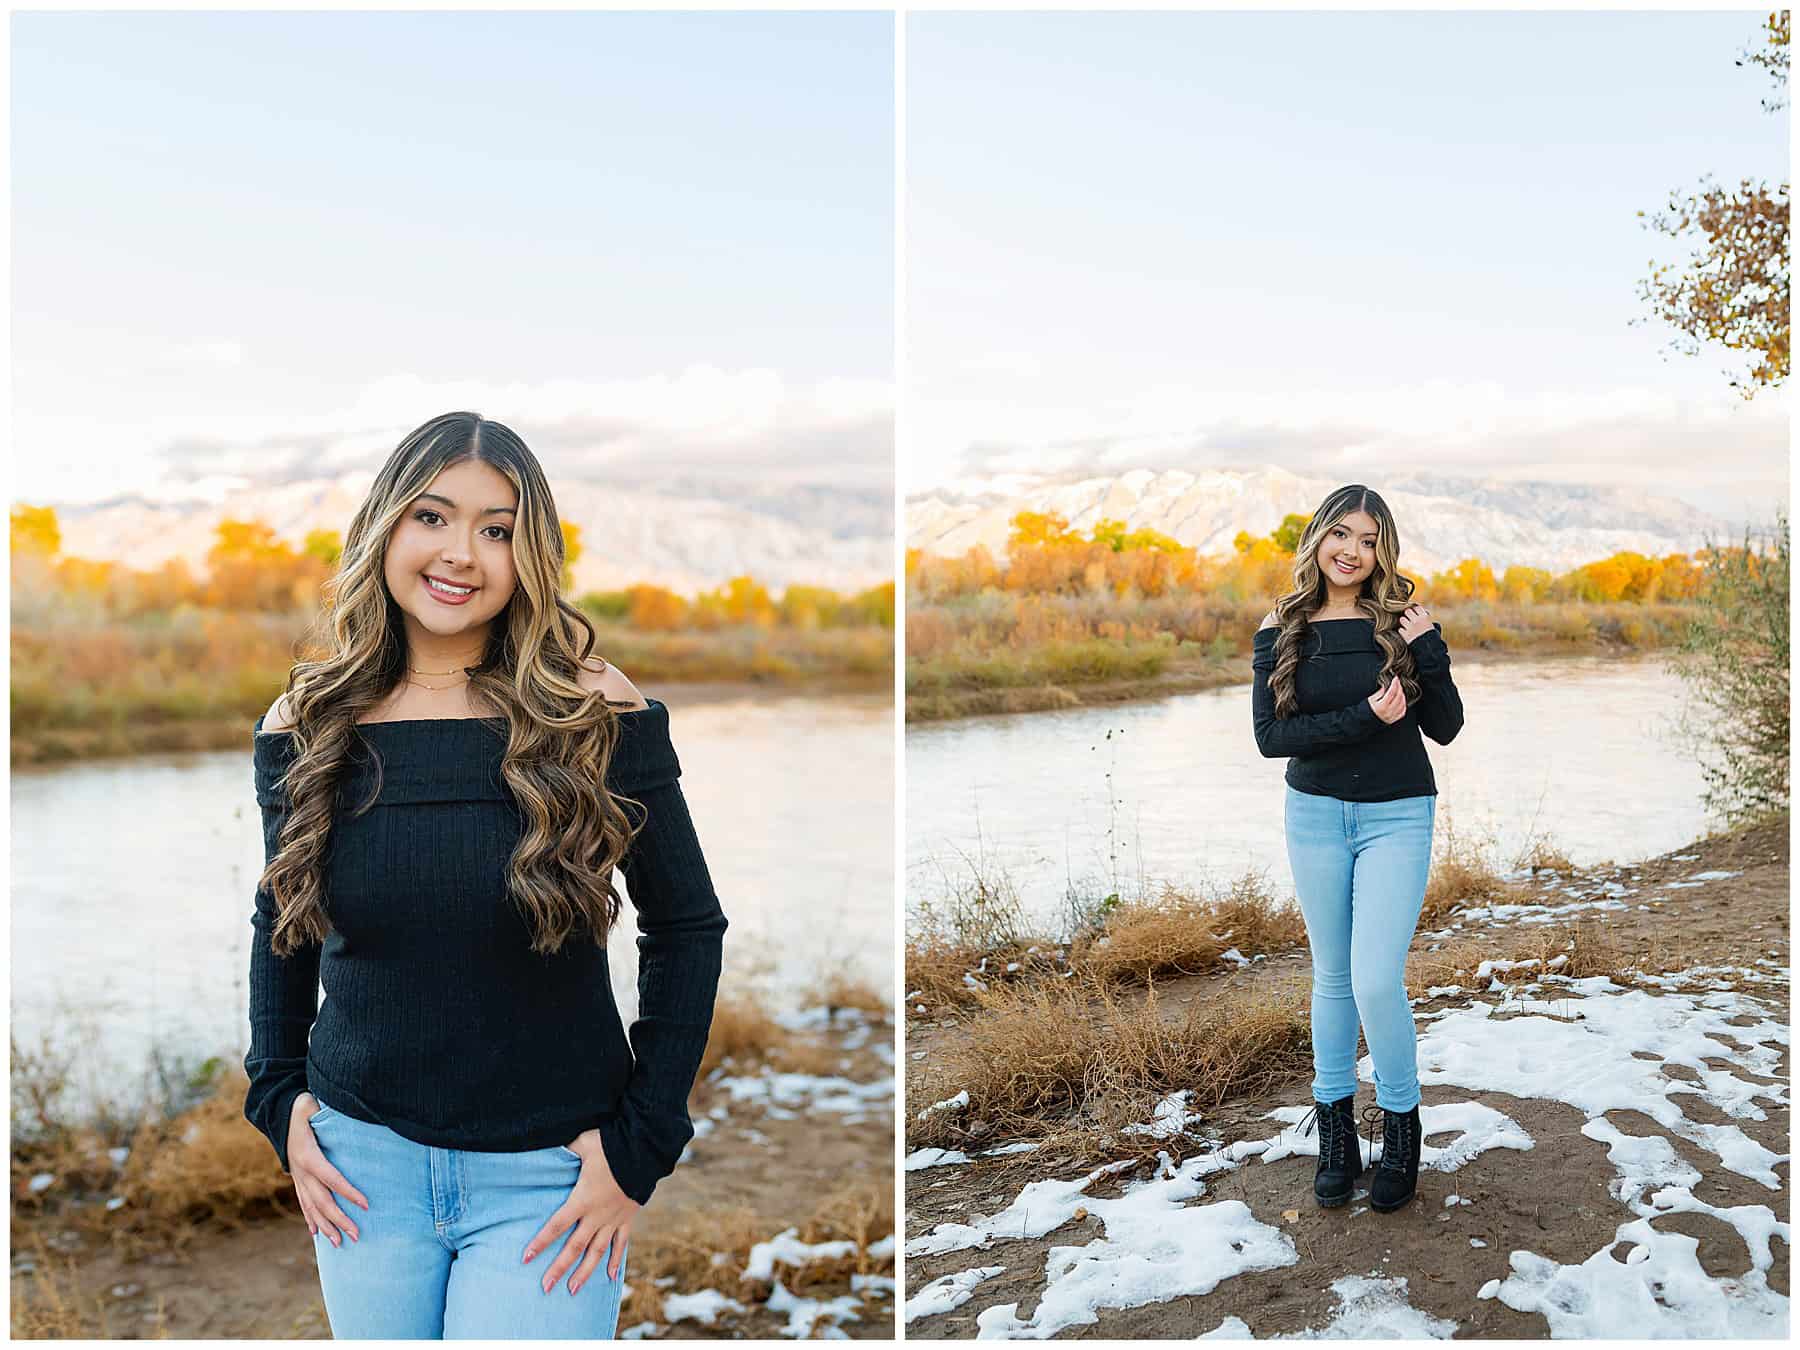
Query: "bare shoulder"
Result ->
[[577, 656, 649, 712], [1258, 611, 1279, 631], [260, 691, 296, 733]]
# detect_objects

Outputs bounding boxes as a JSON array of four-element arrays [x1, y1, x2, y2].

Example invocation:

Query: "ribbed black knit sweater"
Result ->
[[243, 699, 727, 1206], [1251, 618, 1464, 801]]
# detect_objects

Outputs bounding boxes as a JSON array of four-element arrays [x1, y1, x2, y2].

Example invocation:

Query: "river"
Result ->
[[907, 655, 1725, 932], [12, 690, 893, 1116]]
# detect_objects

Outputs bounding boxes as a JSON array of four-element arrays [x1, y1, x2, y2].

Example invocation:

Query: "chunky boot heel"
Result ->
[[1299, 1093, 1361, 1207], [1366, 1104, 1422, 1212]]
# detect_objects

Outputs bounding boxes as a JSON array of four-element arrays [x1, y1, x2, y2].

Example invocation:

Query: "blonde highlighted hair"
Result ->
[[258, 411, 641, 957], [1264, 483, 1423, 719]]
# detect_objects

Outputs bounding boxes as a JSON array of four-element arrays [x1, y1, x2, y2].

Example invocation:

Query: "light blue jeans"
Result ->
[[1283, 786, 1437, 1112], [306, 1104, 628, 1339]]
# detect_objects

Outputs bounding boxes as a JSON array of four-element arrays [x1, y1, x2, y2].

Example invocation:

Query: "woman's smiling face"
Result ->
[[381, 457, 520, 648], [1316, 509, 1379, 590]]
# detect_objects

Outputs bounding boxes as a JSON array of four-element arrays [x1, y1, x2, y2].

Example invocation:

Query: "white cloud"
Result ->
[[907, 377, 1788, 514], [19, 366, 896, 506]]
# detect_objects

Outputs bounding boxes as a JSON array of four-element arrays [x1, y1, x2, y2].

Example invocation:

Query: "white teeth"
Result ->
[[426, 577, 473, 596]]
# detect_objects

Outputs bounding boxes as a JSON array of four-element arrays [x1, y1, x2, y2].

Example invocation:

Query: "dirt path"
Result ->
[[904, 818, 1790, 1339], [14, 1012, 896, 1340]]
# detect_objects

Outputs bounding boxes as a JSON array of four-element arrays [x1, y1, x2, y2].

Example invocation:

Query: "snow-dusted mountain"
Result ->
[[907, 467, 1741, 576], [50, 474, 894, 595]]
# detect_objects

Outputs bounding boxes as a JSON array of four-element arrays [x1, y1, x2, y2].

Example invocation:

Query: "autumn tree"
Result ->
[[1270, 513, 1312, 554], [303, 529, 343, 567], [1008, 511, 1080, 551], [1637, 12, 1790, 394], [10, 504, 61, 557], [1669, 514, 1789, 821], [1431, 558, 1500, 603]]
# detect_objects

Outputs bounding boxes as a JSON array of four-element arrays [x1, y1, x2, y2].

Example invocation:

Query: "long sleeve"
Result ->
[[1408, 622, 1464, 746], [1251, 631, 1384, 759], [596, 731, 729, 1206], [242, 765, 320, 1173]]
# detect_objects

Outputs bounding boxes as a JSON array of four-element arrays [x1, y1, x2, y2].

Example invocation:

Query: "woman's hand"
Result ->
[[521, 1129, 640, 1296], [1368, 675, 1408, 724], [287, 1093, 369, 1247], [1398, 603, 1433, 644]]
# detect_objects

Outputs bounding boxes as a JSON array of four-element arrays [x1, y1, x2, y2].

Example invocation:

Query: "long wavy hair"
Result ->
[[1265, 483, 1422, 719], [258, 411, 642, 957]]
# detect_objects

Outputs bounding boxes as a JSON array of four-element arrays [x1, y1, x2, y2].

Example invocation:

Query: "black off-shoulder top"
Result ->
[[1250, 619, 1464, 801], [242, 700, 727, 1205]]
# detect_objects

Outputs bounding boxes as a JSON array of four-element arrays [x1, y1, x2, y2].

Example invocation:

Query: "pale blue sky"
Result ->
[[13, 11, 893, 504], [907, 10, 1789, 523]]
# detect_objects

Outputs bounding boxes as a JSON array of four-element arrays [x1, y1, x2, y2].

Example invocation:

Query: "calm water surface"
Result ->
[[908, 656, 1722, 932], [13, 691, 892, 1113]]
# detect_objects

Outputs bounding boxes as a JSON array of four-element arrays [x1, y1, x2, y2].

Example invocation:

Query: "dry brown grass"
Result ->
[[111, 1074, 298, 1250], [1406, 920, 1699, 998], [619, 1176, 894, 1329], [1418, 821, 1522, 927], [1073, 875, 1306, 986], [10, 1232, 123, 1339], [802, 970, 892, 1019], [904, 935, 1069, 1016], [699, 994, 791, 1078], [906, 973, 1311, 1158], [1518, 837, 1576, 874], [908, 869, 1305, 1016]]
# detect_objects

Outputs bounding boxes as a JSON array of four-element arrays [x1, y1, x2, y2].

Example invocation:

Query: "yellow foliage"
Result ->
[[11, 504, 61, 556]]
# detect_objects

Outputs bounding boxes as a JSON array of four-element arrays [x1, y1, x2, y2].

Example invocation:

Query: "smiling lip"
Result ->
[[423, 574, 478, 605], [1333, 560, 1358, 573]]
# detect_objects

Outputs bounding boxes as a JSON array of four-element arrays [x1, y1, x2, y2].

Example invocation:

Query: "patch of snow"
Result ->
[[661, 1289, 748, 1326], [716, 1069, 892, 1119], [971, 1196, 1296, 1339], [1121, 1090, 1204, 1140], [743, 1227, 858, 1283], [917, 1089, 970, 1122], [904, 1265, 1005, 1323], [1483, 1213, 1785, 1337], [1279, 1275, 1457, 1339], [907, 1147, 971, 1171], [1416, 987, 1788, 1189], [766, 1279, 861, 1338]]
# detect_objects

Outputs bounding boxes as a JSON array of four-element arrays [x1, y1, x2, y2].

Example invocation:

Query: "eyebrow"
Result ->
[[417, 492, 516, 517]]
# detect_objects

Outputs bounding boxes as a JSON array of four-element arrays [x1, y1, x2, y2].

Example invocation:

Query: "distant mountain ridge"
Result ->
[[48, 474, 894, 595], [907, 467, 1740, 576]]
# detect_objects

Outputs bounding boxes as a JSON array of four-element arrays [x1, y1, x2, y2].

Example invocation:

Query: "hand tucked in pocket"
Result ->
[[520, 1128, 640, 1295], [287, 1093, 370, 1248]]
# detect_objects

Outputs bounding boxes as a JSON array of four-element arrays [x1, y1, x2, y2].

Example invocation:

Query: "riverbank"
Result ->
[[902, 813, 1789, 1337], [12, 673, 891, 768], [905, 598, 1694, 725], [12, 984, 897, 1339]]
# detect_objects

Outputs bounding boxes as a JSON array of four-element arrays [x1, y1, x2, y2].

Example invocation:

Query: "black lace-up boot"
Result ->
[[1368, 1103, 1422, 1212], [1300, 1093, 1361, 1207]]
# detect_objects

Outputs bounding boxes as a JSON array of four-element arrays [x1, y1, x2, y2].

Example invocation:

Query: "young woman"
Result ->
[[245, 412, 728, 1338], [1249, 483, 1464, 1214]]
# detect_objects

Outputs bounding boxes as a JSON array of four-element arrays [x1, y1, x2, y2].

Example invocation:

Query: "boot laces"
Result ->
[[1303, 1100, 1349, 1170], [1366, 1104, 1413, 1174]]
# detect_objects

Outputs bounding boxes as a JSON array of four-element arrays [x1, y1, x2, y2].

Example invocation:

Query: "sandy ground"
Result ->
[[13, 1011, 896, 1340], [903, 816, 1789, 1339]]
